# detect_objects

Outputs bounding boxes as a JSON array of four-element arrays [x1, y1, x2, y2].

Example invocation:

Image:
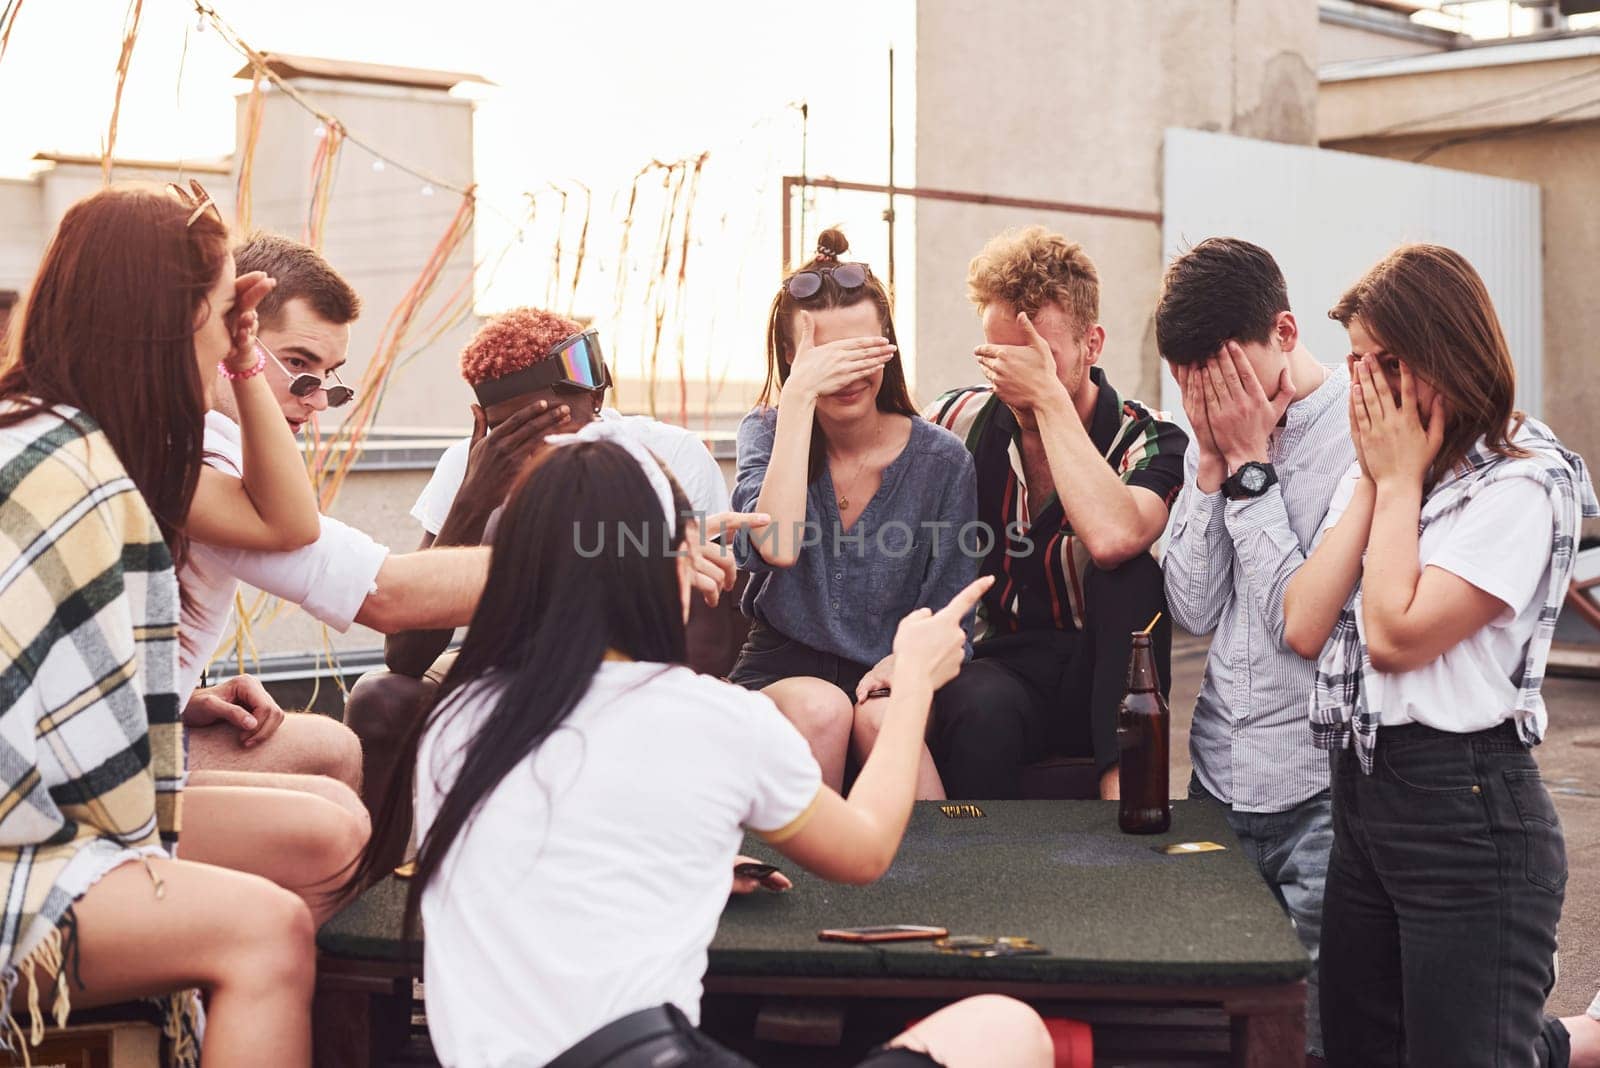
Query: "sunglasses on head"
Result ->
[[168, 178, 223, 229], [256, 339, 356, 408], [545, 329, 611, 392], [472, 329, 612, 408], [784, 262, 870, 301]]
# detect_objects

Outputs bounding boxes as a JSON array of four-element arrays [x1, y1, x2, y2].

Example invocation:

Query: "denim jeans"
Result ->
[[1320, 722, 1566, 1068], [1189, 773, 1331, 1057]]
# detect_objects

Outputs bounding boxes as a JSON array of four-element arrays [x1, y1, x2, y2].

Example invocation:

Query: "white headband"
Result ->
[[544, 420, 676, 527]]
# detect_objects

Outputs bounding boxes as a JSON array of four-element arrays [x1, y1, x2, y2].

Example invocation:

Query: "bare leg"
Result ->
[[760, 678, 852, 791], [343, 668, 441, 816], [187, 711, 363, 792], [1100, 764, 1120, 801], [51, 858, 314, 1067], [182, 784, 369, 923], [342, 668, 444, 879], [886, 995, 1052, 1068], [187, 768, 368, 824], [851, 695, 945, 800]]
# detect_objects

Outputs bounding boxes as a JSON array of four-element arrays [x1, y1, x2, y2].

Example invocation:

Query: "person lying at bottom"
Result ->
[[343, 423, 1050, 1068]]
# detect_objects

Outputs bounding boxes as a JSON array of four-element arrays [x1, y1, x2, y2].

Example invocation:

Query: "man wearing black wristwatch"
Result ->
[[1157, 239, 1355, 1068]]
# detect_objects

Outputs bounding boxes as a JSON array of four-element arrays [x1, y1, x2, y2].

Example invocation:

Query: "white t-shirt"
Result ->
[[416, 661, 821, 1068], [178, 411, 390, 699], [410, 408, 731, 537], [1316, 462, 1555, 734]]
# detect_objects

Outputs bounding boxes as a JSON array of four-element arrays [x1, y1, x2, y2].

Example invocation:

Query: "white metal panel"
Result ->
[[1161, 128, 1542, 427]]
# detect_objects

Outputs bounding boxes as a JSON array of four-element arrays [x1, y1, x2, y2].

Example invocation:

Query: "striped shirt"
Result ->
[[1164, 366, 1354, 812], [927, 367, 1187, 638], [0, 404, 190, 1056]]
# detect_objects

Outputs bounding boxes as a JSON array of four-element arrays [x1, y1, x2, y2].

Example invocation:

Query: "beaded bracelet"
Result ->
[[217, 346, 266, 382]]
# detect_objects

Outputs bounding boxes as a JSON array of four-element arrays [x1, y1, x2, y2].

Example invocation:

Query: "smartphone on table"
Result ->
[[734, 862, 780, 881], [817, 925, 948, 944]]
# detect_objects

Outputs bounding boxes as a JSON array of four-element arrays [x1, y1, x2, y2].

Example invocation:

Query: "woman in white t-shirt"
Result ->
[[343, 426, 1050, 1068], [1283, 244, 1598, 1068]]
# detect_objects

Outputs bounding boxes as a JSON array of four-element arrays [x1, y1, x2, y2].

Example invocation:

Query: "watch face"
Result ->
[[1241, 466, 1267, 492]]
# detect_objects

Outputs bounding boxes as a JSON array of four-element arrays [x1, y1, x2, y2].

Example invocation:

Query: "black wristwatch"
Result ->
[[1222, 461, 1278, 501]]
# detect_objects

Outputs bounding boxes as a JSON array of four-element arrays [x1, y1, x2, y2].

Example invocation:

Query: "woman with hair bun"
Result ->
[[731, 229, 978, 798]]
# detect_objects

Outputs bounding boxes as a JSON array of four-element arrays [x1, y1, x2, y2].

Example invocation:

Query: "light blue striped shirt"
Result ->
[[1163, 365, 1355, 813]]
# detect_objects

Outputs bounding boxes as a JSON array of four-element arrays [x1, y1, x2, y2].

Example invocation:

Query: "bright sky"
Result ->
[[0, 0, 917, 417], [0, 1, 913, 178], [1412, 0, 1600, 35]]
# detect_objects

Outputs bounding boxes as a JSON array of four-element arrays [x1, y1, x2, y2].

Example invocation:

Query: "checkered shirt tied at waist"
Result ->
[[1311, 418, 1600, 773]]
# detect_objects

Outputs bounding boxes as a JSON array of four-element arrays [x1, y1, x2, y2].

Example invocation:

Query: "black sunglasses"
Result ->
[[784, 262, 870, 300], [256, 340, 356, 408]]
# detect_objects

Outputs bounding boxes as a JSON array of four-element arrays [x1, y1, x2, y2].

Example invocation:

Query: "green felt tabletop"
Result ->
[[712, 800, 1308, 987], [320, 800, 1309, 988]]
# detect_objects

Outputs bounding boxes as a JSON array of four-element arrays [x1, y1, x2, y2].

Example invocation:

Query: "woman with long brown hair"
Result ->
[[1283, 244, 1597, 1066], [730, 229, 977, 798], [0, 184, 325, 1065]]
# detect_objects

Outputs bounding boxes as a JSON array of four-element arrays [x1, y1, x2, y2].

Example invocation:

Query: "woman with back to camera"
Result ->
[[731, 228, 978, 799], [345, 423, 1051, 1068], [0, 183, 327, 1064], [1283, 243, 1596, 1067]]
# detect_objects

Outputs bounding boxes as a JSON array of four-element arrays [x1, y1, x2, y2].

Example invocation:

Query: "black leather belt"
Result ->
[[544, 1004, 690, 1068]]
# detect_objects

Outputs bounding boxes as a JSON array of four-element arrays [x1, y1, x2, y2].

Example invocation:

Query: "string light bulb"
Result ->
[[313, 125, 326, 140], [420, 184, 434, 197], [371, 159, 385, 173]]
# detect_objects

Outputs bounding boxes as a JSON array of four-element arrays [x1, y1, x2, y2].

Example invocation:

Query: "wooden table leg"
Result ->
[[1228, 984, 1307, 1068], [313, 975, 411, 1068]]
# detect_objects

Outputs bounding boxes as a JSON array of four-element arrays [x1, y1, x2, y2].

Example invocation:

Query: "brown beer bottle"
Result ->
[[1117, 632, 1171, 834]]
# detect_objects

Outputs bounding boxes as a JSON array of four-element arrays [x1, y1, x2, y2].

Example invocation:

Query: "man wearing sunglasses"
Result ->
[[180, 233, 498, 797]]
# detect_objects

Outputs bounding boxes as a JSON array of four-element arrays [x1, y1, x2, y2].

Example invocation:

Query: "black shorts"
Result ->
[[551, 1004, 942, 1067], [726, 621, 872, 700], [647, 1032, 942, 1068]]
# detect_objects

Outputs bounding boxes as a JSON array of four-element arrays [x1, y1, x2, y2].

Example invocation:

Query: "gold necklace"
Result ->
[[833, 420, 884, 512]]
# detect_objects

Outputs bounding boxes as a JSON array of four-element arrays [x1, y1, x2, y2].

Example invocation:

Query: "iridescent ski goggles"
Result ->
[[472, 329, 612, 407]]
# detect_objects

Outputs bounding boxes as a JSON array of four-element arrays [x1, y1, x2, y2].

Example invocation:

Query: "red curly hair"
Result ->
[[459, 306, 583, 386]]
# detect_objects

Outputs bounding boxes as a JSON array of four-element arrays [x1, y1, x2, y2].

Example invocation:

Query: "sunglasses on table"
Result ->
[[472, 329, 613, 408], [783, 262, 870, 300], [255, 339, 357, 408]]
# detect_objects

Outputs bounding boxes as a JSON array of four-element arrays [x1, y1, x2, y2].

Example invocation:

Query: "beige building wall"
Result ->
[[913, 0, 1319, 410], [0, 157, 233, 296], [1319, 20, 1448, 63], [1321, 55, 1600, 501], [0, 179, 42, 294]]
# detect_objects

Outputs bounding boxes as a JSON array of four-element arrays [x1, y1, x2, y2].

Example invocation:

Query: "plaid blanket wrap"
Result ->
[[0, 405, 194, 1064]]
